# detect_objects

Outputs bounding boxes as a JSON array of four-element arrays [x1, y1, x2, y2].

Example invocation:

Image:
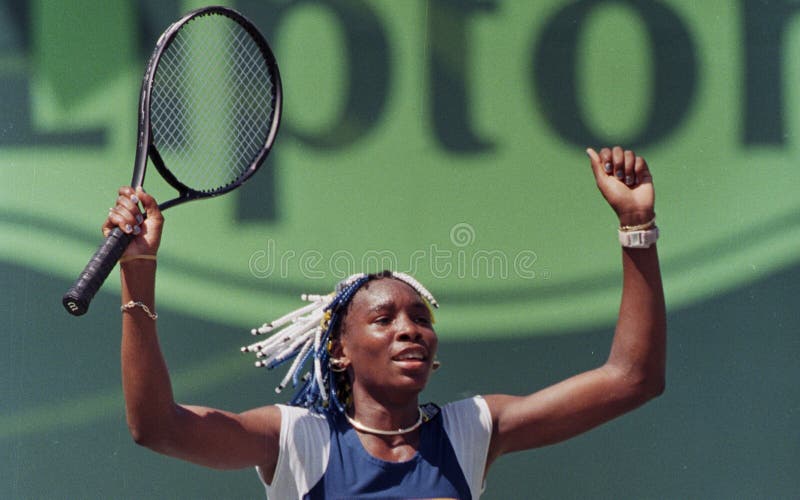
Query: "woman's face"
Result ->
[[338, 278, 438, 401]]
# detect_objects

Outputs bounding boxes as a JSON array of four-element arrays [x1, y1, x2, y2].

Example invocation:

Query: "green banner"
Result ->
[[4, 0, 799, 339], [2, 1, 799, 497]]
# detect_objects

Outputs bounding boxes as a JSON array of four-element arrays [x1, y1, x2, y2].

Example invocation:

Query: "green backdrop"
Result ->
[[3, 0, 798, 498]]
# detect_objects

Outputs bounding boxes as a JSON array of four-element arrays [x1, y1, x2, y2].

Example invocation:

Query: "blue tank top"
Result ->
[[305, 404, 472, 499]]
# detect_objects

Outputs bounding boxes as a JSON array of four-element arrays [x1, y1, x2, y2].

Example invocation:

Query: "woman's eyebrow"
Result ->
[[409, 302, 431, 314], [367, 301, 395, 314]]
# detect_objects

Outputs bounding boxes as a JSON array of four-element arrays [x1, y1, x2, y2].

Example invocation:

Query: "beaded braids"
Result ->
[[241, 271, 438, 414]]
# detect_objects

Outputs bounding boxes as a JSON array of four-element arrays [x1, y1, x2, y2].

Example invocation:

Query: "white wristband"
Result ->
[[618, 227, 659, 248]]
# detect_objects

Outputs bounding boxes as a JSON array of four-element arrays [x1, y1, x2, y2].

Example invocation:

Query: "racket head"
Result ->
[[139, 6, 282, 207], [62, 7, 281, 316]]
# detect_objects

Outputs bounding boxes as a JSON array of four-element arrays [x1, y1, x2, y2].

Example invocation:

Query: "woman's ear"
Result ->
[[330, 337, 343, 358], [329, 336, 350, 373]]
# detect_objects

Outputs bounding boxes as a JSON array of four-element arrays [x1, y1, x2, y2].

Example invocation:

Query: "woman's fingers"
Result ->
[[103, 187, 145, 236], [634, 155, 653, 185], [623, 149, 636, 186], [135, 186, 163, 223], [611, 146, 625, 183], [585, 147, 608, 182], [589, 146, 649, 186]]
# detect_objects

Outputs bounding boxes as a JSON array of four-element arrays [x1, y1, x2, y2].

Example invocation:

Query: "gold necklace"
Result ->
[[346, 408, 424, 436]]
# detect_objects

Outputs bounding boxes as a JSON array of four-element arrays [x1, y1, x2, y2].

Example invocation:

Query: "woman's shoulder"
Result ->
[[440, 395, 492, 435], [274, 404, 325, 417], [441, 395, 488, 415]]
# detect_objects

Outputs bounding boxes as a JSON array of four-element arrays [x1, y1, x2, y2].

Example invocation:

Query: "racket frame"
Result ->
[[136, 6, 283, 210], [62, 6, 282, 316]]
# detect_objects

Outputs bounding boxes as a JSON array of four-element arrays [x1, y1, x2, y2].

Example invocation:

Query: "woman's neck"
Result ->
[[346, 399, 423, 460], [348, 392, 421, 434]]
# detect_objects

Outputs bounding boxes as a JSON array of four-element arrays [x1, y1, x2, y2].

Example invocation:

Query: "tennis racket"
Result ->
[[63, 6, 282, 316]]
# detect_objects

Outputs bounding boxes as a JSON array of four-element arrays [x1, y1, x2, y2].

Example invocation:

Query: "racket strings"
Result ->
[[150, 15, 276, 193]]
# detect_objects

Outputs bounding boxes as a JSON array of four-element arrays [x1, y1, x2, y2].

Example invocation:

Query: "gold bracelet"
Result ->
[[120, 300, 158, 320], [619, 215, 656, 232], [119, 254, 157, 264]]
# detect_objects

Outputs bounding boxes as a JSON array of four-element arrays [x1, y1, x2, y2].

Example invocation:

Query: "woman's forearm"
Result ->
[[607, 244, 667, 396], [119, 260, 178, 445]]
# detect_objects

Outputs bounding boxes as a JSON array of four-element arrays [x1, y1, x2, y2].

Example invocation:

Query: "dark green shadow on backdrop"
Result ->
[[2, 261, 798, 498]]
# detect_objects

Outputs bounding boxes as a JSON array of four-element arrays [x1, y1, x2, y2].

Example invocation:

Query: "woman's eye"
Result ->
[[374, 317, 391, 325]]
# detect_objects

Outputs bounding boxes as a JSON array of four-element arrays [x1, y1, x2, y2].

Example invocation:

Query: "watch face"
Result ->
[[620, 228, 659, 248]]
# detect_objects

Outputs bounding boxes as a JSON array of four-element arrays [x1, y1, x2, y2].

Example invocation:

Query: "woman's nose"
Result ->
[[395, 315, 422, 341]]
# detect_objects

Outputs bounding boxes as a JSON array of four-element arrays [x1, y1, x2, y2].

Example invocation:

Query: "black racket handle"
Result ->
[[62, 227, 134, 316]]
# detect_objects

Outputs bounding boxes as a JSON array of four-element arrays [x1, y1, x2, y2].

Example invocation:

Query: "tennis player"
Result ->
[[106, 146, 665, 498]]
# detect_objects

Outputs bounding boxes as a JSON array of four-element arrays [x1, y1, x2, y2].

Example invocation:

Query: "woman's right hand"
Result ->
[[103, 186, 164, 258]]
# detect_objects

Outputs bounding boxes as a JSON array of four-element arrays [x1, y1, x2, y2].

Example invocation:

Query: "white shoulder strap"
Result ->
[[441, 396, 493, 499], [260, 405, 330, 499]]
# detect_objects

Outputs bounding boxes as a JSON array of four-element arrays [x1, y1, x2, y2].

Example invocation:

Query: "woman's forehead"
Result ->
[[349, 278, 423, 311]]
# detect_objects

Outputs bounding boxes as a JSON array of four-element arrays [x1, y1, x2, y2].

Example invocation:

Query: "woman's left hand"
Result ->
[[586, 146, 655, 227]]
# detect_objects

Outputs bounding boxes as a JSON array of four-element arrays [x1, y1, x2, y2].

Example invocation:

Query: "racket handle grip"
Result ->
[[62, 228, 133, 316]]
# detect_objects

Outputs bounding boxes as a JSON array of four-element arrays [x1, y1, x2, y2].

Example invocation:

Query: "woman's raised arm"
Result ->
[[484, 147, 666, 466], [108, 186, 282, 480]]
